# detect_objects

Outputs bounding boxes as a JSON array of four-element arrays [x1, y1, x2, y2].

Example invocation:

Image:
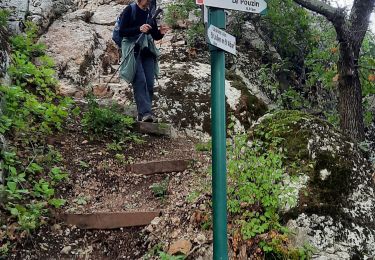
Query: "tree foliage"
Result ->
[[261, 0, 375, 141]]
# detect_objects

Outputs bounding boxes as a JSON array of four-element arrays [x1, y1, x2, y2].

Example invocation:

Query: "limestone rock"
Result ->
[[0, 0, 28, 33], [60, 245, 72, 254], [39, 19, 100, 89], [254, 110, 375, 258], [168, 239, 192, 255], [0, 27, 10, 81], [3, 0, 273, 140], [90, 4, 124, 25]]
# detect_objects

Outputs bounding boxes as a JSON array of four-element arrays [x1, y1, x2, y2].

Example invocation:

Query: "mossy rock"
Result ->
[[226, 70, 268, 129], [253, 110, 368, 215], [252, 110, 375, 256]]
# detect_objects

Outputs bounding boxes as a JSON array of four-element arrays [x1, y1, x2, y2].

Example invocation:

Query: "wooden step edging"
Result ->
[[136, 121, 172, 136], [128, 159, 190, 175], [59, 211, 161, 229]]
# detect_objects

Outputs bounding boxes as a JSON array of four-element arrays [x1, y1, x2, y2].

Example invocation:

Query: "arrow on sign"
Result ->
[[204, 0, 267, 14], [207, 24, 236, 55]]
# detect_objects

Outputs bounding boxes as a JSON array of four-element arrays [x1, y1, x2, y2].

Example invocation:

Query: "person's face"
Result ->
[[139, 0, 151, 8]]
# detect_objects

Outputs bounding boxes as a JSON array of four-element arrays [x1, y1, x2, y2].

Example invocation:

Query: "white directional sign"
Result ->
[[204, 0, 267, 14], [207, 25, 236, 55]]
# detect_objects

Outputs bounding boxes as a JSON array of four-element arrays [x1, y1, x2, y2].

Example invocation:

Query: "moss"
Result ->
[[253, 110, 357, 219], [254, 110, 314, 160]]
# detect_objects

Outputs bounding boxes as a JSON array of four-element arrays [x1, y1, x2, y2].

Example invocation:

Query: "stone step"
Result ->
[[137, 121, 172, 136], [128, 159, 190, 175], [59, 211, 161, 229]]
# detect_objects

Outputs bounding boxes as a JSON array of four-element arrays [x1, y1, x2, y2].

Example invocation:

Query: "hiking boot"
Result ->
[[150, 115, 159, 123], [140, 114, 153, 122]]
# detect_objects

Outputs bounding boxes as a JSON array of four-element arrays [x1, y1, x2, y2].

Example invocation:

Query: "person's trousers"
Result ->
[[132, 52, 155, 120]]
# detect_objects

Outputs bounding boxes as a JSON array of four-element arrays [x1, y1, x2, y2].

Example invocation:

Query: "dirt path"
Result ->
[[9, 120, 210, 259]]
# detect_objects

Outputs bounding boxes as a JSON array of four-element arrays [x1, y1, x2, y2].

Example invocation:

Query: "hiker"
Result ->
[[119, 0, 168, 123]]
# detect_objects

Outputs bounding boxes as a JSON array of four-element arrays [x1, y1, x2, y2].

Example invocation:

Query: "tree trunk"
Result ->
[[292, 0, 374, 142], [337, 49, 365, 141], [336, 34, 365, 141]]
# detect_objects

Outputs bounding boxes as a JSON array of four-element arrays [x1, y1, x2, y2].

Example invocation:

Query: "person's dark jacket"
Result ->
[[119, 4, 164, 41]]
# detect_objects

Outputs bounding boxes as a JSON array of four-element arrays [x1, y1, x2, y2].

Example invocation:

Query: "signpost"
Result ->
[[205, 0, 267, 14], [206, 1, 267, 259], [208, 7, 228, 259], [207, 25, 236, 55]]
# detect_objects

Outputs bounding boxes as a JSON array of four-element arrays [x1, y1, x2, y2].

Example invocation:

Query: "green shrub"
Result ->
[[187, 21, 205, 47], [150, 177, 169, 198], [0, 9, 9, 27], [195, 141, 211, 152], [0, 21, 72, 254], [165, 0, 196, 28], [82, 95, 135, 141], [227, 131, 312, 258], [228, 134, 286, 238]]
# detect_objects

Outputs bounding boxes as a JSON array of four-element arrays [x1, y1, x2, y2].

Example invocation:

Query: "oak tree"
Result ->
[[293, 0, 375, 141]]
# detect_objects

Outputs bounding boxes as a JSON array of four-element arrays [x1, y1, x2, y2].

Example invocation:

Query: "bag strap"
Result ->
[[130, 2, 137, 23]]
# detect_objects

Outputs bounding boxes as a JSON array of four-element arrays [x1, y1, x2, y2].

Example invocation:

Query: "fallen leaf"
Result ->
[[332, 74, 339, 82], [330, 47, 338, 53], [6, 223, 19, 241]]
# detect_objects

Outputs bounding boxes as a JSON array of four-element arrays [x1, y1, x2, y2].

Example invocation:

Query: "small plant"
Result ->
[[115, 153, 126, 163], [48, 198, 66, 208], [74, 196, 88, 205], [150, 177, 169, 198], [227, 127, 315, 257], [159, 251, 186, 260], [0, 9, 9, 27], [186, 190, 200, 203], [78, 160, 89, 168], [107, 141, 124, 151], [164, 0, 196, 28], [143, 244, 186, 260], [49, 167, 68, 182], [195, 141, 212, 152], [82, 95, 135, 141], [36, 146, 63, 167], [186, 22, 205, 47], [0, 242, 10, 256], [201, 215, 212, 230]]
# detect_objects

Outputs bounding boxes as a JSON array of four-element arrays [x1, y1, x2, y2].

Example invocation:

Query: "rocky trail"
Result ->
[[9, 116, 213, 259]]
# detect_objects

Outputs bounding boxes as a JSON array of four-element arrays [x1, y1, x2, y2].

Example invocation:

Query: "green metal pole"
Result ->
[[209, 7, 228, 260]]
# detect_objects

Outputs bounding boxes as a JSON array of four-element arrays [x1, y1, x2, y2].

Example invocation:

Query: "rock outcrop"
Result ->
[[0, 22, 9, 190], [0, 0, 76, 34], [254, 111, 375, 259], [26, 1, 272, 137], [0, 26, 9, 82]]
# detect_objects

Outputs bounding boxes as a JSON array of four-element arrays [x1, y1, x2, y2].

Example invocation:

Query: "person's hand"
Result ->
[[140, 24, 152, 33], [159, 24, 170, 35]]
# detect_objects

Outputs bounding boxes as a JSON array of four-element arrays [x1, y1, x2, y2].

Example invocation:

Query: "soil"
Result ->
[[7, 118, 209, 259]]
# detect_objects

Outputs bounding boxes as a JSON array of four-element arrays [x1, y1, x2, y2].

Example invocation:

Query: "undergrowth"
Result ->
[[164, 0, 205, 47], [81, 94, 135, 141], [0, 21, 73, 256], [226, 127, 314, 259]]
